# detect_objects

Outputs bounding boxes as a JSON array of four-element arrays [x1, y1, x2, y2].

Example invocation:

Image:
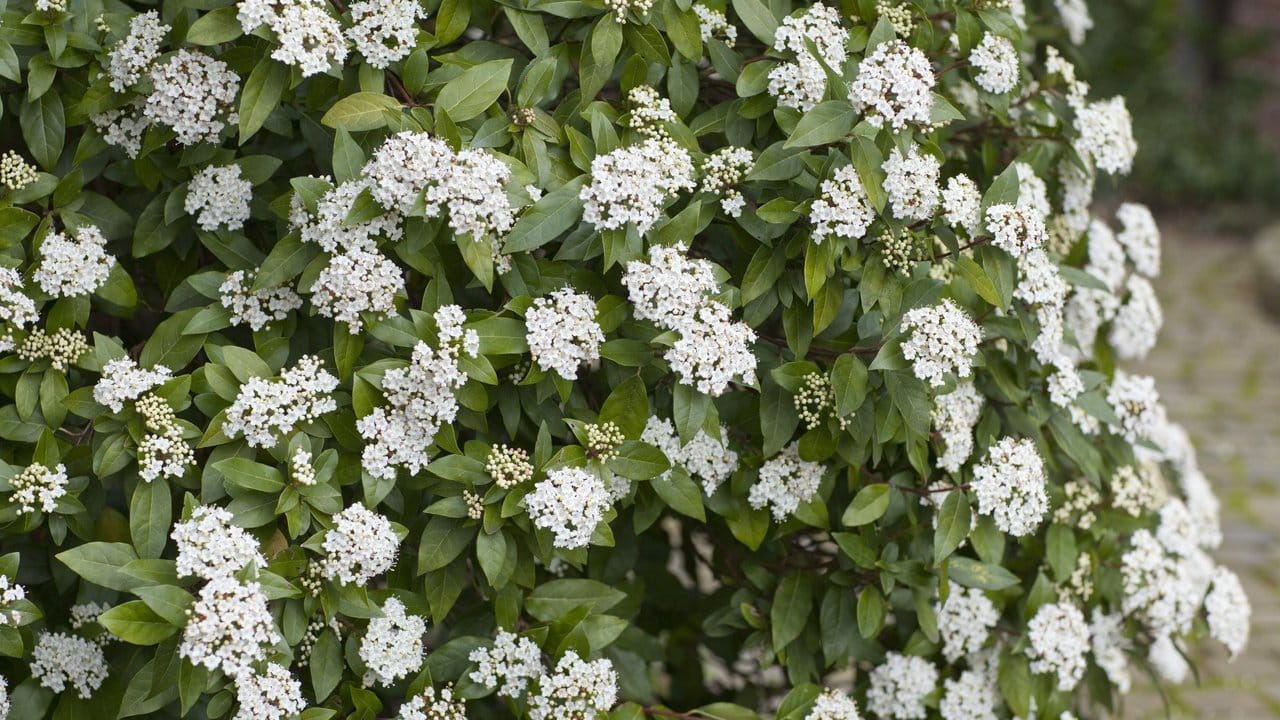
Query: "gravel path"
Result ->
[[1123, 221, 1280, 717]]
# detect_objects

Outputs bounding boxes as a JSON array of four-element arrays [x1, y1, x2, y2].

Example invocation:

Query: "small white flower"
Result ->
[[145, 50, 240, 145], [942, 175, 982, 235], [186, 165, 253, 231], [865, 652, 936, 720], [34, 225, 116, 298], [107, 11, 168, 92], [234, 663, 306, 720], [882, 145, 940, 221], [30, 632, 109, 699], [970, 437, 1048, 537], [179, 577, 280, 681], [360, 597, 426, 686], [969, 32, 1019, 94], [985, 203, 1048, 258], [468, 630, 544, 698], [526, 288, 604, 380], [580, 138, 695, 234], [1026, 601, 1089, 691], [224, 355, 339, 447], [811, 165, 875, 244], [524, 467, 612, 549], [172, 505, 265, 580], [936, 587, 999, 662], [322, 504, 399, 585], [1115, 202, 1160, 277], [1205, 566, 1251, 659], [901, 299, 982, 388], [1074, 97, 1137, 176], [94, 358, 173, 413], [347, 0, 425, 68], [805, 688, 861, 720], [748, 443, 824, 522], [851, 39, 935, 130]]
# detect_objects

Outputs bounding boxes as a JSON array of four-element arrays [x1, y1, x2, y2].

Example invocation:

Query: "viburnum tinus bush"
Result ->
[[0, 0, 1253, 716]]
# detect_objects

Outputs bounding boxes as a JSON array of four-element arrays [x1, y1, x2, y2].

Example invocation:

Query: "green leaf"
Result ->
[[503, 177, 587, 253], [741, 246, 785, 305], [186, 7, 242, 45], [856, 586, 885, 639], [133, 585, 195, 626], [784, 101, 854, 148], [607, 441, 670, 480], [770, 572, 812, 650], [1045, 524, 1078, 581], [579, 17, 623, 101], [998, 651, 1033, 718], [436, 59, 513, 122], [99, 601, 176, 645], [215, 457, 286, 493], [598, 376, 648, 438], [527, 579, 626, 621], [129, 481, 171, 559], [476, 529, 510, 587], [240, 59, 288, 143], [416, 519, 477, 573], [841, 483, 890, 526], [310, 629, 342, 701], [321, 92, 401, 132], [955, 254, 1002, 307], [650, 470, 705, 521], [253, 232, 318, 291], [981, 162, 1021, 211], [933, 490, 971, 564], [977, 244, 1016, 309], [830, 354, 868, 416], [732, 0, 777, 45], [56, 542, 140, 592], [948, 556, 1020, 590], [20, 91, 64, 169]]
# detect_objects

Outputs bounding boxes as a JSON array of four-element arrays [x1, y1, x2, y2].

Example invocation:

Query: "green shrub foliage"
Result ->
[[0, 0, 1252, 718]]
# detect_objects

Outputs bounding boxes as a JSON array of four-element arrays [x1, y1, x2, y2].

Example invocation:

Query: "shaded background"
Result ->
[[1081, 1, 1280, 716]]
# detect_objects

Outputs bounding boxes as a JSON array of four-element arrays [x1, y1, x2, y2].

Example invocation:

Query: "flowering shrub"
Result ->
[[0, 0, 1252, 717]]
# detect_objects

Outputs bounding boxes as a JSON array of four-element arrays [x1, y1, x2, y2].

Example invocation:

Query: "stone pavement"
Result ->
[[1123, 219, 1280, 718]]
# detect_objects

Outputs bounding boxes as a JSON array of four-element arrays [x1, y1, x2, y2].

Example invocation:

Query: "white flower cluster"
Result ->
[[132, 392, 190, 480], [748, 443, 824, 521], [16, 328, 89, 370], [179, 577, 280, 680], [311, 247, 404, 332], [623, 244, 757, 396], [528, 651, 618, 720], [298, 180, 402, 253], [970, 32, 1019, 94], [602, 0, 653, 22], [0, 150, 39, 191], [1073, 97, 1136, 176], [145, 50, 240, 145], [347, 0, 425, 68], [1109, 275, 1162, 361], [970, 437, 1048, 536], [805, 688, 861, 720], [107, 10, 168, 91], [642, 417, 739, 495], [1119, 529, 1200, 639], [1026, 601, 1089, 691], [399, 686, 468, 720], [525, 467, 612, 549], [237, 0, 346, 76], [30, 632, 109, 699], [468, 630, 545, 698], [322, 503, 399, 584], [942, 175, 982, 236], [186, 165, 253, 231], [360, 597, 426, 686], [985, 203, 1048, 259], [939, 669, 999, 720], [358, 310, 473, 479], [224, 355, 338, 447], [767, 3, 849, 111], [1115, 202, 1161, 277], [486, 444, 534, 489], [700, 146, 754, 217], [1205, 566, 1251, 659], [1089, 610, 1132, 694], [1055, 0, 1094, 45], [932, 381, 984, 473], [936, 587, 999, 662], [10, 463, 68, 515], [34, 225, 116, 298], [172, 505, 265, 580], [865, 652, 937, 720], [233, 664, 305, 720], [94, 358, 172, 413], [1106, 371, 1160, 443], [694, 3, 736, 45], [581, 137, 695, 234], [92, 101, 149, 158], [0, 268, 37, 332], [851, 39, 935, 130], [901, 299, 982, 387], [810, 164, 875, 244], [526, 288, 604, 380], [0, 576, 26, 627], [882, 145, 940, 221], [219, 270, 303, 331]]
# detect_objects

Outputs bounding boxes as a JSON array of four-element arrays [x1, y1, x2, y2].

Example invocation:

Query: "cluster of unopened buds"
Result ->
[[486, 444, 534, 489], [586, 422, 625, 462]]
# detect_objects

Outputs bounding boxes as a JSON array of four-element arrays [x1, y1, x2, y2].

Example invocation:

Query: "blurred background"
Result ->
[[1081, 1, 1280, 716]]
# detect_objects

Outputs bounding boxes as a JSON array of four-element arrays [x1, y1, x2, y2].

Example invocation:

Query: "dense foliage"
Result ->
[[0, 0, 1253, 718]]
